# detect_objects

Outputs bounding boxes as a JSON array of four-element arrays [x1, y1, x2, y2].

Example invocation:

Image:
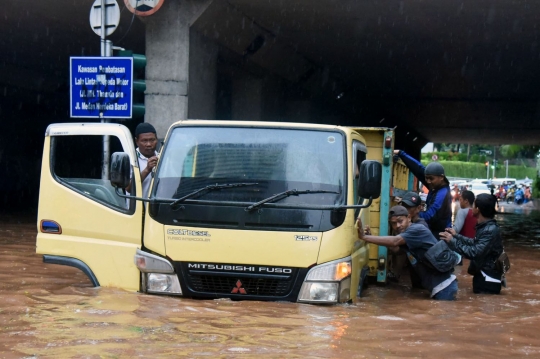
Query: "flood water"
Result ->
[[1, 206, 540, 358]]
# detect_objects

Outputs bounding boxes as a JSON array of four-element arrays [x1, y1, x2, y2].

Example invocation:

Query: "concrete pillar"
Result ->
[[144, 0, 212, 137]]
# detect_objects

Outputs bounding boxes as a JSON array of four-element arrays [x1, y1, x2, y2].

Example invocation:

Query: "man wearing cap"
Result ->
[[400, 191, 429, 229], [390, 191, 428, 287], [357, 206, 458, 300], [128, 123, 159, 198], [394, 150, 452, 238]]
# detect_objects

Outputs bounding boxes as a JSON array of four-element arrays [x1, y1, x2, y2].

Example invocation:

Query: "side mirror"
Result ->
[[110, 152, 131, 189], [358, 160, 382, 199]]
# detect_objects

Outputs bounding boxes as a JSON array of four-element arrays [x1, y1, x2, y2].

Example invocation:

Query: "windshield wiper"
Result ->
[[170, 183, 258, 208], [245, 189, 340, 212]]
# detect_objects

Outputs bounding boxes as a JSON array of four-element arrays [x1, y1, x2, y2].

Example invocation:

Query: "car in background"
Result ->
[[469, 179, 489, 184], [469, 183, 492, 197], [516, 178, 533, 187], [492, 178, 516, 186], [449, 179, 468, 189]]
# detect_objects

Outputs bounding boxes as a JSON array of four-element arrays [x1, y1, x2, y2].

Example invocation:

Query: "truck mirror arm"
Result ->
[[334, 197, 373, 210]]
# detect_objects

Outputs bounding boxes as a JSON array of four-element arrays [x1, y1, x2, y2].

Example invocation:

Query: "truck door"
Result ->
[[36, 123, 143, 291]]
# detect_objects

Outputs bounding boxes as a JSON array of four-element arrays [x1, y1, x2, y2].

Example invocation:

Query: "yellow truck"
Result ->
[[37, 121, 412, 304]]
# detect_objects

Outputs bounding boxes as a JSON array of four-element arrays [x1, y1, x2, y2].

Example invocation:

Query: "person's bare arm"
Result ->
[[356, 218, 405, 247], [140, 156, 159, 182]]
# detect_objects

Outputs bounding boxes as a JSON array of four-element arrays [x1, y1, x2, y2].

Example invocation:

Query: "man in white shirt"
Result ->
[[127, 123, 159, 198]]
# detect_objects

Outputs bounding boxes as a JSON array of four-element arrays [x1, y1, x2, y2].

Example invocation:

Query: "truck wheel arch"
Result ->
[[43, 255, 100, 287]]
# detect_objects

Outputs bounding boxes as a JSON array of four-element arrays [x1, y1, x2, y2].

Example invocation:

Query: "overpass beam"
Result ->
[[145, 0, 213, 135]]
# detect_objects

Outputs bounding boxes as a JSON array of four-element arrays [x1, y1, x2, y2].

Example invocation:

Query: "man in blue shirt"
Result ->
[[394, 150, 452, 238], [357, 205, 458, 300]]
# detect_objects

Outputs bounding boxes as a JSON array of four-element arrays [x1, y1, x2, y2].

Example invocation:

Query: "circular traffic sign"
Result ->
[[89, 0, 121, 37], [432, 154, 439, 161], [124, 0, 165, 16]]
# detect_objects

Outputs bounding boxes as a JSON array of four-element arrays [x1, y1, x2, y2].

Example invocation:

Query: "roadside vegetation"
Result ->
[[420, 144, 540, 197], [419, 160, 536, 180]]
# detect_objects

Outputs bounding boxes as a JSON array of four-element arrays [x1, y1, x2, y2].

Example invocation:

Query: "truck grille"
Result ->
[[189, 274, 292, 296], [175, 262, 304, 298]]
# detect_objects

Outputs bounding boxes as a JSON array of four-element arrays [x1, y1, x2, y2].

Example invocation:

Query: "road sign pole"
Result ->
[[89, 0, 121, 178], [100, 0, 109, 180], [100, 39, 114, 181], [100, 0, 106, 56]]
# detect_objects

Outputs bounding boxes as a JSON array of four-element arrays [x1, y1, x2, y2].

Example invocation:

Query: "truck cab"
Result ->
[[37, 121, 410, 303]]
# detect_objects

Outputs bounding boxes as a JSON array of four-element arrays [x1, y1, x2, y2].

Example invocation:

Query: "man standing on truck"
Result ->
[[394, 150, 452, 238], [357, 206, 458, 300], [127, 123, 159, 198]]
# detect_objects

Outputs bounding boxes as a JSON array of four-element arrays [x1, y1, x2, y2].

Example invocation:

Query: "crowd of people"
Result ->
[[451, 181, 533, 205], [356, 150, 508, 301], [493, 182, 532, 204]]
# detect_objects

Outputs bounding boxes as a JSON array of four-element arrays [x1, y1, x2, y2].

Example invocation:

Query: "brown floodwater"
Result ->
[[1, 206, 540, 358]]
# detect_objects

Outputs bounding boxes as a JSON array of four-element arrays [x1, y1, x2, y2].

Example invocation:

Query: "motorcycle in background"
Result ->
[[507, 186, 524, 205], [506, 187, 516, 204]]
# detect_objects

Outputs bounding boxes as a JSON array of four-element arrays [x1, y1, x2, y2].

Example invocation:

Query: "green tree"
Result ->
[[500, 145, 540, 158]]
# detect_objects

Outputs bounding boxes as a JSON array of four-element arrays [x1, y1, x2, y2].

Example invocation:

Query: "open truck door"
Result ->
[[36, 123, 143, 291]]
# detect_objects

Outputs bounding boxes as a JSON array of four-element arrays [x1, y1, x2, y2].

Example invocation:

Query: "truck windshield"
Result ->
[[154, 126, 345, 207]]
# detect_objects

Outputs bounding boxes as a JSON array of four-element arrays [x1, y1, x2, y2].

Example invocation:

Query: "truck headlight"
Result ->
[[146, 273, 182, 295], [298, 257, 352, 303], [135, 250, 183, 295]]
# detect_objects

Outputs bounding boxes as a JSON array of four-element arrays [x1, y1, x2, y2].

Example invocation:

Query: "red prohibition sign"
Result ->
[[124, 0, 165, 17]]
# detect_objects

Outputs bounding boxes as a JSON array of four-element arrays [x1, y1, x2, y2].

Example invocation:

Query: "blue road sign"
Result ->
[[70, 57, 133, 118]]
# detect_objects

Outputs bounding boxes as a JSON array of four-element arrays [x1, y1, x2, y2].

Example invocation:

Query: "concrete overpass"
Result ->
[[1, 0, 539, 211], [3, 0, 540, 144]]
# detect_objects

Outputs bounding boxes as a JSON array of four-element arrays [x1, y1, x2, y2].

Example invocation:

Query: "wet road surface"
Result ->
[[1, 206, 540, 358]]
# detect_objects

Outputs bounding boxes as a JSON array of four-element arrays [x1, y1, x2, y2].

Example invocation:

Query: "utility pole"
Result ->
[[493, 146, 496, 178]]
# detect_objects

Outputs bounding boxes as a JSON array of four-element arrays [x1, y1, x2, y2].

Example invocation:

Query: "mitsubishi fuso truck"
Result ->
[[37, 120, 412, 304]]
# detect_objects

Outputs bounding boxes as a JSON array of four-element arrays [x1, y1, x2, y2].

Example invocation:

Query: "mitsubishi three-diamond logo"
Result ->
[[231, 280, 247, 294]]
